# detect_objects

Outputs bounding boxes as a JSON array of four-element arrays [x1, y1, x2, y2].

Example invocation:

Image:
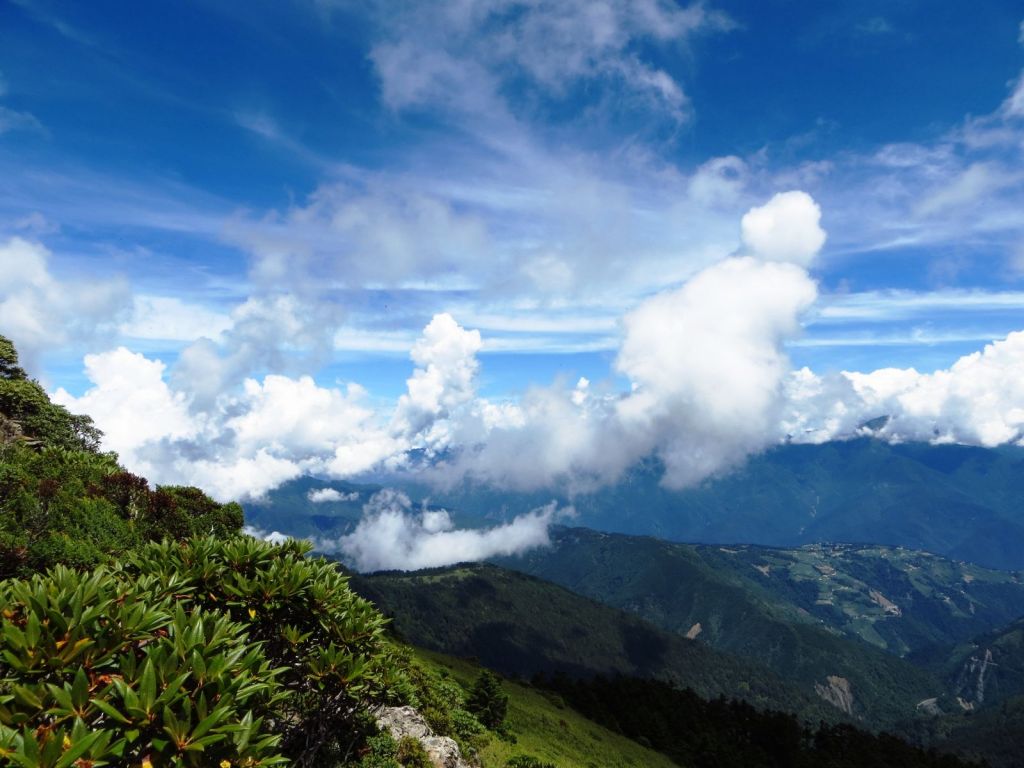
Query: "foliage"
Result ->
[[0, 336, 100, 452], [118, 536, 410, 766], [394, 736, 432, 768], [506, 757, 555, 768], [403, 660, 485, 746], [0, 440, 245, 578], [467, 671, 509, 730], [0, 338, 411, 766], [0, 336, 27, 381], [0, 335, 245, 577], [353, 733, 402, 768], [504, 527, 1024, 659], [495, 528, 966, 726], [0, 565, 286, 767]]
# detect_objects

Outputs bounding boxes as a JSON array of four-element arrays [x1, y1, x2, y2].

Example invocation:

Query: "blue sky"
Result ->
[[3, 0, 1024, 501]]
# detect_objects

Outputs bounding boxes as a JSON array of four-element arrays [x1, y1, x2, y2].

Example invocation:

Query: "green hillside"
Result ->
[[915, 617, 1024, 711], [352, 562, 940, 727], [411, 649, 680, 768], [498, 528, 1024, 658]]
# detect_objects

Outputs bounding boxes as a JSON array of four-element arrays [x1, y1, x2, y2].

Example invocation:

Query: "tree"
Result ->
[[0, 335, 27, 380], [467, 670, 509, 730]]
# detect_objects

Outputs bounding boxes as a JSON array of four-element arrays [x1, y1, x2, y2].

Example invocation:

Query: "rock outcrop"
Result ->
[[376, 706, 473, 768], [814, 675, 855, 716]]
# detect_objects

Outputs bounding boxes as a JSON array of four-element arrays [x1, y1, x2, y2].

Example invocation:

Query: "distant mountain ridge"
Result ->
[[497, 528, 1024, 659], [396, 438, 1024, 570], [246, 439, 1024, 571]]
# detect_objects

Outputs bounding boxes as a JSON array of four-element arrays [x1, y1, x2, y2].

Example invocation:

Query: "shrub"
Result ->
[[467, 670, 509, 730], [506, 756, 556, 768], [394, 736, 432, 768], [118, 536, 410, 766], [0, 565, 285, 767]]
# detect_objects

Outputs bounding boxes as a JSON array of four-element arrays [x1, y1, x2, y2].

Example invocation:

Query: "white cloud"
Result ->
[[52, 347, 196, 473], [1004, 71, 1024, 118], [243, 524, 289, 545], [783, 332, 1024, 447], [614, 255, 818, 486], [391, 313, 482, 438], [57, 193, 827, 500], [0, 237, 130, 370], [229, 375, 377, 456], [740, 191, 827, 266], [172, 294, 344, 407], [915, 162, 1021, 217], [323, 489, 561, 572], [365, 0, 729, 125], [308, 487, 360, 503], [183, 450, 304, 502], [120, 296, 232, 342], [436, 230, 820, 490]]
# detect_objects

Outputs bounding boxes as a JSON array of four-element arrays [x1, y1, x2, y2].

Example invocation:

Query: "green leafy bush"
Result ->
[[0, 565, 285, 767], [394, 736, 432, 768], [118, 536, 410, 765]]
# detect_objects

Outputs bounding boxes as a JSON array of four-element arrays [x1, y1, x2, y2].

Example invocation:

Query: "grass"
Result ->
[[412, 648, 680, 768]]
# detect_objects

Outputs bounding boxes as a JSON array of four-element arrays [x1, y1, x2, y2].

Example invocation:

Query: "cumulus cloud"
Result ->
[[322, 490, 562, 571], [53, 192, 830, 500], [0, 237, 130, 369], [436, 194, 823, 490], [783, 331, 1024, 447], [308, 488, 359, 503], [50, 311, 482, 500], [740, 191, 827, 266], [243, 525, 289, 545], [53, 348, 196, 473], [615, 256, 818, 486], [391, 313, 482, 439]]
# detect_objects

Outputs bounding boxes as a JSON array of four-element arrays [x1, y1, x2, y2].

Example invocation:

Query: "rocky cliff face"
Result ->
[[954, 648, 995, 707], [376, 706, 473, 768], [814, 675, 855, 716]]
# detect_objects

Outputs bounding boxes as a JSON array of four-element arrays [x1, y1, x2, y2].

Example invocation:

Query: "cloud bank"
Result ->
[[47, 189, 1024, 510], [318, 490, 562, 572]]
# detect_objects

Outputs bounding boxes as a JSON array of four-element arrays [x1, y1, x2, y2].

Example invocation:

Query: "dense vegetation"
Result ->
[[538, 675, 980, 768], [0, 337, 243, 577]]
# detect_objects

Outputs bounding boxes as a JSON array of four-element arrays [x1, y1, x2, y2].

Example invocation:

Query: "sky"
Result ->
[[4, 0, 1024, 547]]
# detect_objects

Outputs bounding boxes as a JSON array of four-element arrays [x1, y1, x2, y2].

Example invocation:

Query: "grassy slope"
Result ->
[[413, 648, 680, 768], [352, 563, 925, 725]]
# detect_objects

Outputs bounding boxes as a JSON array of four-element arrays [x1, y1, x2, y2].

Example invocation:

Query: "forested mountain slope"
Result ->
[[352, 562, 941, 728], [497, 528, 1024, 659]]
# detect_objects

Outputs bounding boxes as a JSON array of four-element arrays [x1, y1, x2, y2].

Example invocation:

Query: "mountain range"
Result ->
[[249, 438, 1024, 571]]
